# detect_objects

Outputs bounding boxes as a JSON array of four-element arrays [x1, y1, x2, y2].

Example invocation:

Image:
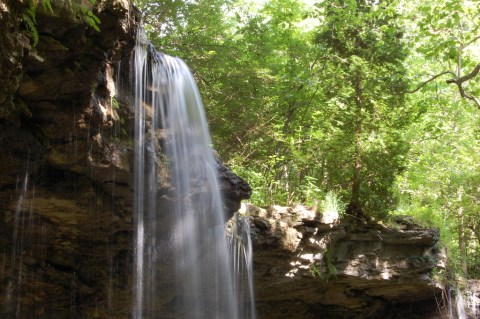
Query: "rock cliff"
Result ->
[[0, 1, 138, 317]]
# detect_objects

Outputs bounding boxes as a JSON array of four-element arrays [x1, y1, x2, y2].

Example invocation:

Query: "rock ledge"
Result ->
[[247, 204, 445, 319]]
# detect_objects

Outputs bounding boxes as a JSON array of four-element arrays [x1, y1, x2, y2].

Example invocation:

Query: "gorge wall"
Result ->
[[0, 1, 139, 317], [0, 0, 449, 318]]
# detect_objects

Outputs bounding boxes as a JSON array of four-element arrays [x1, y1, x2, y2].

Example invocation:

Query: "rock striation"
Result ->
[[247, 204, 446, 319], [0, 1, 139, 317]]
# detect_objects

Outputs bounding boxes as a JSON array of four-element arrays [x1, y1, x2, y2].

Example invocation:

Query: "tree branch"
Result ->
[[446, 63, 480, 84], [464, 34, 480, 49], [446, 64, 480, 109], [407, 71, 456, 94]]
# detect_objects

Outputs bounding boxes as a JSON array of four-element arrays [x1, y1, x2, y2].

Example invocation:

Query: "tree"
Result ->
[[397, 0, 480, 278], [135, 0, 480, 277], [313, 0, 410, 219]]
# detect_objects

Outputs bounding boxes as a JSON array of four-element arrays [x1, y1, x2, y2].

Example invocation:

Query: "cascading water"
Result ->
[[230, 212, 257, 319], [6, 173, 30, 317], [5, 170, 36, 318], [466, 281, 480, 318], [456, 288, 467, 319], [131, 30, 256, 318]]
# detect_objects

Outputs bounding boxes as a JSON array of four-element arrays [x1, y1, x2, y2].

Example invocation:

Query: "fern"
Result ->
[[41, 0, 53, 14], [22, 0, 38, 46], [21, 0, 52, 47], [81, 6, 101, 32], [21, 0, 100, 48], [80, 0, 101, 32]]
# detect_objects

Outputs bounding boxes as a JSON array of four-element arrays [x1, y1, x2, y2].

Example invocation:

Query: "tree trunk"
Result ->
[[269, 103, 295, 202], [459, 207, 468, 277], [346, 70, 364, 219]]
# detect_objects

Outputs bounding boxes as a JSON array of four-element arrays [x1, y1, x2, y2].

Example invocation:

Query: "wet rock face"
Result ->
[[217, 161, 253, 220], [0, 1, 30, 121], [464, 280, 480, 318], [0, 0, 137, 188], [0, 170, 134, 318], [0, 1, 138, 317], [247, 204, 445, 319]]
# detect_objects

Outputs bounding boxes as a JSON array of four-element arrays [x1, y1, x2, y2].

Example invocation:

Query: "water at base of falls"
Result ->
[[131, 31, 256, 319]]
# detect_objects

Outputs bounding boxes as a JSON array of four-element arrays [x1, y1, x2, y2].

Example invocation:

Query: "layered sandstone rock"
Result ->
[[247, 204, 446, 319], [0, 1, 138, 317]]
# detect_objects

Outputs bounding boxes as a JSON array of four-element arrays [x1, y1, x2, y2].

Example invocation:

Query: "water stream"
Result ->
[[131, 31, 256, 319]]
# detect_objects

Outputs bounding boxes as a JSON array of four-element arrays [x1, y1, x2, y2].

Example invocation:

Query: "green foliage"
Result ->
[[22, 0, 40, 46], [310, 263, 322, 278], [136, 0, 480, 278], [111, 96, 120, 110], [309, 249, 337, 281], [405, 0, 480, 108], [320, 191, 345, 218], [80, 0, 101, 32], [324, 249, 337, 278], [20, 0, 56, 47], [41, 0, 53, 13], [20, 0, 100, 47], [313, 0, 410, 218]]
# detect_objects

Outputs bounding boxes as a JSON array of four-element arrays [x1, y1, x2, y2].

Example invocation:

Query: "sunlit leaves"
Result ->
[[135, 0, 480, 276]]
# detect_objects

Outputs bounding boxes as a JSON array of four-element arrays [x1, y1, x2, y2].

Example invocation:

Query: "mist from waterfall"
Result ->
[[132, 31, 256, 319]]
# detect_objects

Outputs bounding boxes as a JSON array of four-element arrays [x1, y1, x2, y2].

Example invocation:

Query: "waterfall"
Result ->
[[6, 170, 35, 318], [456, 288, 467, 319], [6, 173, 30, 318], [131, 31, 256, 319], [466, 283, 480, 318], [230, 212, 257, 319]]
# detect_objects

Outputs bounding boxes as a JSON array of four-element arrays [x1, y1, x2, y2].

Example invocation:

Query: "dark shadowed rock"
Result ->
[[216, 160, 252, 219]]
